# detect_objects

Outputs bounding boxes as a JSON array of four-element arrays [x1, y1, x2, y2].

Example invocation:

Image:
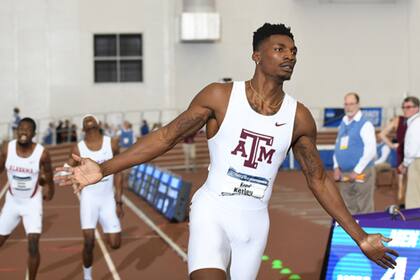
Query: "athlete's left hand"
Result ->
[[116, 202, 124, 218], [358, 234, 399, 269], [43, 186, 54, 201]]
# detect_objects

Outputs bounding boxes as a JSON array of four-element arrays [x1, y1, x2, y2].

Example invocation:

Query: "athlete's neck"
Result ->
[[250, 74, 285, 100], [16, 142, 35, 156], [84, 129, 102, 142]]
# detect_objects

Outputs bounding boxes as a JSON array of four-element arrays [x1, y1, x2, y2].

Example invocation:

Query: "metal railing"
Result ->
[[0, 106, 400, 144], [0, 108, 180, 144]]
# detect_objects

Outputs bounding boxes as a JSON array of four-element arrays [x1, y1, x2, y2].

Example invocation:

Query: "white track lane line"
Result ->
[[122, 194, 188, 262], [76, 193, 121, 280]]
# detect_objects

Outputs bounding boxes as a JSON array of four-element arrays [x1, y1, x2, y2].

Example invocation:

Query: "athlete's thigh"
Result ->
[[228, 208, 270, 280], [98, 195, 121, 234], [21, 193, 42, 234], [0, 199, 21, 235], [80, 192, 100, 230], [188, 192, 230, 275]]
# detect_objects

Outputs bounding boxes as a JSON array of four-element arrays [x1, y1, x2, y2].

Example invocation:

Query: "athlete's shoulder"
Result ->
[[295, 101, 313, 122], [292, 101, 317, 141], [195, 82, 232, 100], [190, 82, 233, 112]]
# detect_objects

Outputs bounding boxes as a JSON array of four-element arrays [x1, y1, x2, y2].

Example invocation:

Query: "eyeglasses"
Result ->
[[401, 105, 418, 110]]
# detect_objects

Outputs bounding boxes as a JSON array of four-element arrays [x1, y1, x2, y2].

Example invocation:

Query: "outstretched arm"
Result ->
[[57, 83, 224, 189], [101, 98, 211, 177], [292, 103, 398, 269]]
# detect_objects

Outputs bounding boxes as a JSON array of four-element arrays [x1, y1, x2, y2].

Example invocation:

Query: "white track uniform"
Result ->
[[0, 140, 44, 235], [78, 136, 121, 233], [188, 81, 297, 279]]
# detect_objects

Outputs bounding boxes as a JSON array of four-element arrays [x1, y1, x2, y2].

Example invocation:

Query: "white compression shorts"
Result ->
[[188, 187, 269, 280], [0, 191, 42, 235], [80, 192, 121, 233]]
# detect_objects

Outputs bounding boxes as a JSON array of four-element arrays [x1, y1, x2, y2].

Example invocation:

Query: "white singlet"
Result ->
[[188, 81, 297, 279], [0, 140, 44, 235], [78, 136, 121, 233]]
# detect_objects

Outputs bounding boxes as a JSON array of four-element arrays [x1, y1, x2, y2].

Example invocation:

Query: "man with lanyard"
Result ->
[[0, 117, 54, 280], [333, 93, 377, 214], [67, 114, 123, 280]]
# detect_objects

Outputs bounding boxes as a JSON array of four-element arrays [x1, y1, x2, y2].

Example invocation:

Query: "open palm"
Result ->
[[359, 234, 398, 269], [73, 156, 103, 189]]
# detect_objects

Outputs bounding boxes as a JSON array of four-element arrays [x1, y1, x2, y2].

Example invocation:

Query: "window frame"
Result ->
[[94, 33, 143, 83]]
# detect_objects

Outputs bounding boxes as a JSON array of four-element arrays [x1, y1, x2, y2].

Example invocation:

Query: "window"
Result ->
[[94, 34, 143, 83]]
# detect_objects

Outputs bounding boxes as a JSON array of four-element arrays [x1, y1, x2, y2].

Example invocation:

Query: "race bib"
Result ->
[[220, 168, 270, 199], [339, 136, 349, 150], [12, 175, 32, 191]]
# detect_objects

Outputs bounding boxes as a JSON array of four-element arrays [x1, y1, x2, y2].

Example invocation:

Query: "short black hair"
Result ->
[[403, 96, 420, 107], [19, 117, 37, 132], [253, 23, 294, 51]]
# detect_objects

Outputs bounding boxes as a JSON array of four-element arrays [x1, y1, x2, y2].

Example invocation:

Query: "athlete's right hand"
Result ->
[[55, 154, 103, 192]]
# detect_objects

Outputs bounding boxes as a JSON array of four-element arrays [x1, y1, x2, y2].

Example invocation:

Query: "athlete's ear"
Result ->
[[252, 51, 261, 65]]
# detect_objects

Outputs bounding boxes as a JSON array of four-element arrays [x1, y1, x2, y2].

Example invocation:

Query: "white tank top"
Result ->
[[203, 81, 297, 209], [5, 140, 44, 199], [78, 136, 114, 196]]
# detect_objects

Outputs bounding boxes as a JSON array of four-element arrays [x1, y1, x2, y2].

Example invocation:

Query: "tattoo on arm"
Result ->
[[293, 136, 326, 182], [163, 109, 210, 146]]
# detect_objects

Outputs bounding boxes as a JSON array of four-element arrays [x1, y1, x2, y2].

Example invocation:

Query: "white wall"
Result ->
[[408, 0, 420, 98], [0, 0, 419, 127], [0, 0, 175, 124], [173, 0, 410, 110]]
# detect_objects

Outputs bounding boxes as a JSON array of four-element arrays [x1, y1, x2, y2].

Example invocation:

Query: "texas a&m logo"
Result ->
[[230, 129, 275, 169]]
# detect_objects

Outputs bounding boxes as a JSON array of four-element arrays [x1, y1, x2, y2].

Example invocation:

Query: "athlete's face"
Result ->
[[83, 116, 99, 131], [253, 35, 297, 81], [16, 122, 35, 145]]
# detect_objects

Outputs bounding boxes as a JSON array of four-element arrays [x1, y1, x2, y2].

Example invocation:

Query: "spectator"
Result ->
[[140, 120, 150, 136], [398, 96, 420, 209], [333, 92, 377, 214], [117, 121, 136, 150], [379, 113, 408, 208], [103, 122, 116, 138], [70, 124, 78, 142], [42, 122, 55, 145], [56, 120, 63, 144], [10, 107, 21, 139]]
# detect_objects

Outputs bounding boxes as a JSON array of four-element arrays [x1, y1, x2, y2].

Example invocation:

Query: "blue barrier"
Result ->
[[128, 164, 191, 222]]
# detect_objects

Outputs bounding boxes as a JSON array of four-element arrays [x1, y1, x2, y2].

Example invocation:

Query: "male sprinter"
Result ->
[[58, 24, 398, 280], [0, 118, 54, 280], [67, 115, 123, 280]]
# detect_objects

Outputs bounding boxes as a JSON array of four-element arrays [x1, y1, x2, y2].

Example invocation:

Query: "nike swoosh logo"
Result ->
[[275, 122, 286, 127]]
